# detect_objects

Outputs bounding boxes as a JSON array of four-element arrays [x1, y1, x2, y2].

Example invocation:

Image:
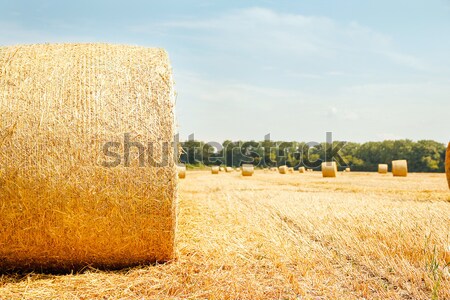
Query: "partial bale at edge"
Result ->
[[392, 160, 408, 177], [322, 162, 337, 178], [378, 164, 388, 174], [0, 43, 177, 272], [446, 142, 450, 189]]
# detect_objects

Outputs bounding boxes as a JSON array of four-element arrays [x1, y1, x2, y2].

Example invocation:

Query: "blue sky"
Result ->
[[1, 0, 449, 143]]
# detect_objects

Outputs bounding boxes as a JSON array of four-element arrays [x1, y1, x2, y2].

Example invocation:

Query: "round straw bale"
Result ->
[[225, 166, 234, 172], [446, 142, 450, 189], [378, 164, 388, 174], [241, 164, 254, 176], [220, 167, 225, 172], [392, 160, 408, 177], [298, 167, 306, 173], [178, 164, 186, 179], [345, 167, 351, 172], [321, 162, 337, 178], [211, 166, 220, 174], [0, 44, 177, 272], [279, 165, 288, 174]]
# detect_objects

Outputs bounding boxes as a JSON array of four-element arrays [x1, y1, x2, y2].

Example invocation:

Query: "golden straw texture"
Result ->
[[378, 164, 388, 174], [322, 162, 337, 178], [298, 167, 306, 173], [392, 160, 408, 177], [0, 43, 177, 272]]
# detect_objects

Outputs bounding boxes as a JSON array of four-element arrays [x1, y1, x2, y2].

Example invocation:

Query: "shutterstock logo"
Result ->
[[101, 132, 348, 168]]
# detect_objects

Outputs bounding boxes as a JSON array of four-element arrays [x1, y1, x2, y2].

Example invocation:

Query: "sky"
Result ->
[[1, 0, 449, 143]]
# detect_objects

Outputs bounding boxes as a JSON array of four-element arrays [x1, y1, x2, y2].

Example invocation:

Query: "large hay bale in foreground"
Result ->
[[178, 164, 186, 179], [392, 160, 408, 177], [211, 166, 220, 174], [298, 167, 306, 173], [241, 164, 254, 176], [446, 143, 450, 189], [322, 162, 337, 178], [279, 165, 288, 174], [378, 164, 388, 174], [0, 44, 177, 272]]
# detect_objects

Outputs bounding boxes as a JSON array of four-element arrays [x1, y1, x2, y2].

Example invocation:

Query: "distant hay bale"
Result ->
[[279, 165, 288, 174], [299, 167, 306, 173], [241, 164, 254, 176], [322, 162, 337, 178], [220, 167, 225, 172], [378, 164, 388, 174], [0, 44, 177, 272], [211, 166, 220, 174], [236, 167, 241, 171], [345, 167, 351, 172], [446, 142, 450, 189], [392, 160, 408, 177], [178, 164, 186, 179], [288, 167, 294, 173], [225, 166, 234, 172], [270, 167, 278, 171]]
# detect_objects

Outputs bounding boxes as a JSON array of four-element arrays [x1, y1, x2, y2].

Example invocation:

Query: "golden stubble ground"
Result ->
[[1, 170, 449, 299]]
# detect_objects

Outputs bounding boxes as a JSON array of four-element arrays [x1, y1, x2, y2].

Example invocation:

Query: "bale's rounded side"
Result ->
[[322, 162, 337, 178], [446, 142, 450, 189], [279, 165, 288, 174], [378, 164, 388, 174], [241, 164, 254, 176], [299, 167, 306, 173], [0, 43, 177, 272], [392, 160, 408, 177], [225, 167, 234, 173]]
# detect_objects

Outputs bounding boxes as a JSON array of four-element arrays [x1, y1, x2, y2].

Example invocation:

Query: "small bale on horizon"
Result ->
[[242, 164, 254, 177], [299, 167, 306, 173], [279, 165, 288, 174], [378, 164, 388, 174], [392, 160, 408, 177], [322, 162, 337, 178], [211, 166, 220, 174]]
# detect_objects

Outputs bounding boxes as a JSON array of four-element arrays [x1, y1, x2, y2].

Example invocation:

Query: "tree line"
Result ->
[[180, 139, 446, 172]]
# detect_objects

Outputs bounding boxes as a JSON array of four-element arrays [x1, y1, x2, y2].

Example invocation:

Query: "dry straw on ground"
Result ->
[[241, 164, 254, 177], [392, 160, 408, 177], [1, 171, 449, 299], [299, 167, 306, 173], [378, 164, 388, 174], [178, 164, 186, 179], [211, 166, 220, 174], [322, 162, 338, 178], [0, 43, 177, 272], [446, 142, 450, 189], [278, 165, 288, 174]]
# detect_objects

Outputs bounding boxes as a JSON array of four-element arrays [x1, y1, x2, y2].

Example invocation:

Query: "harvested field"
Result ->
[[1, 171, 449, 299]]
